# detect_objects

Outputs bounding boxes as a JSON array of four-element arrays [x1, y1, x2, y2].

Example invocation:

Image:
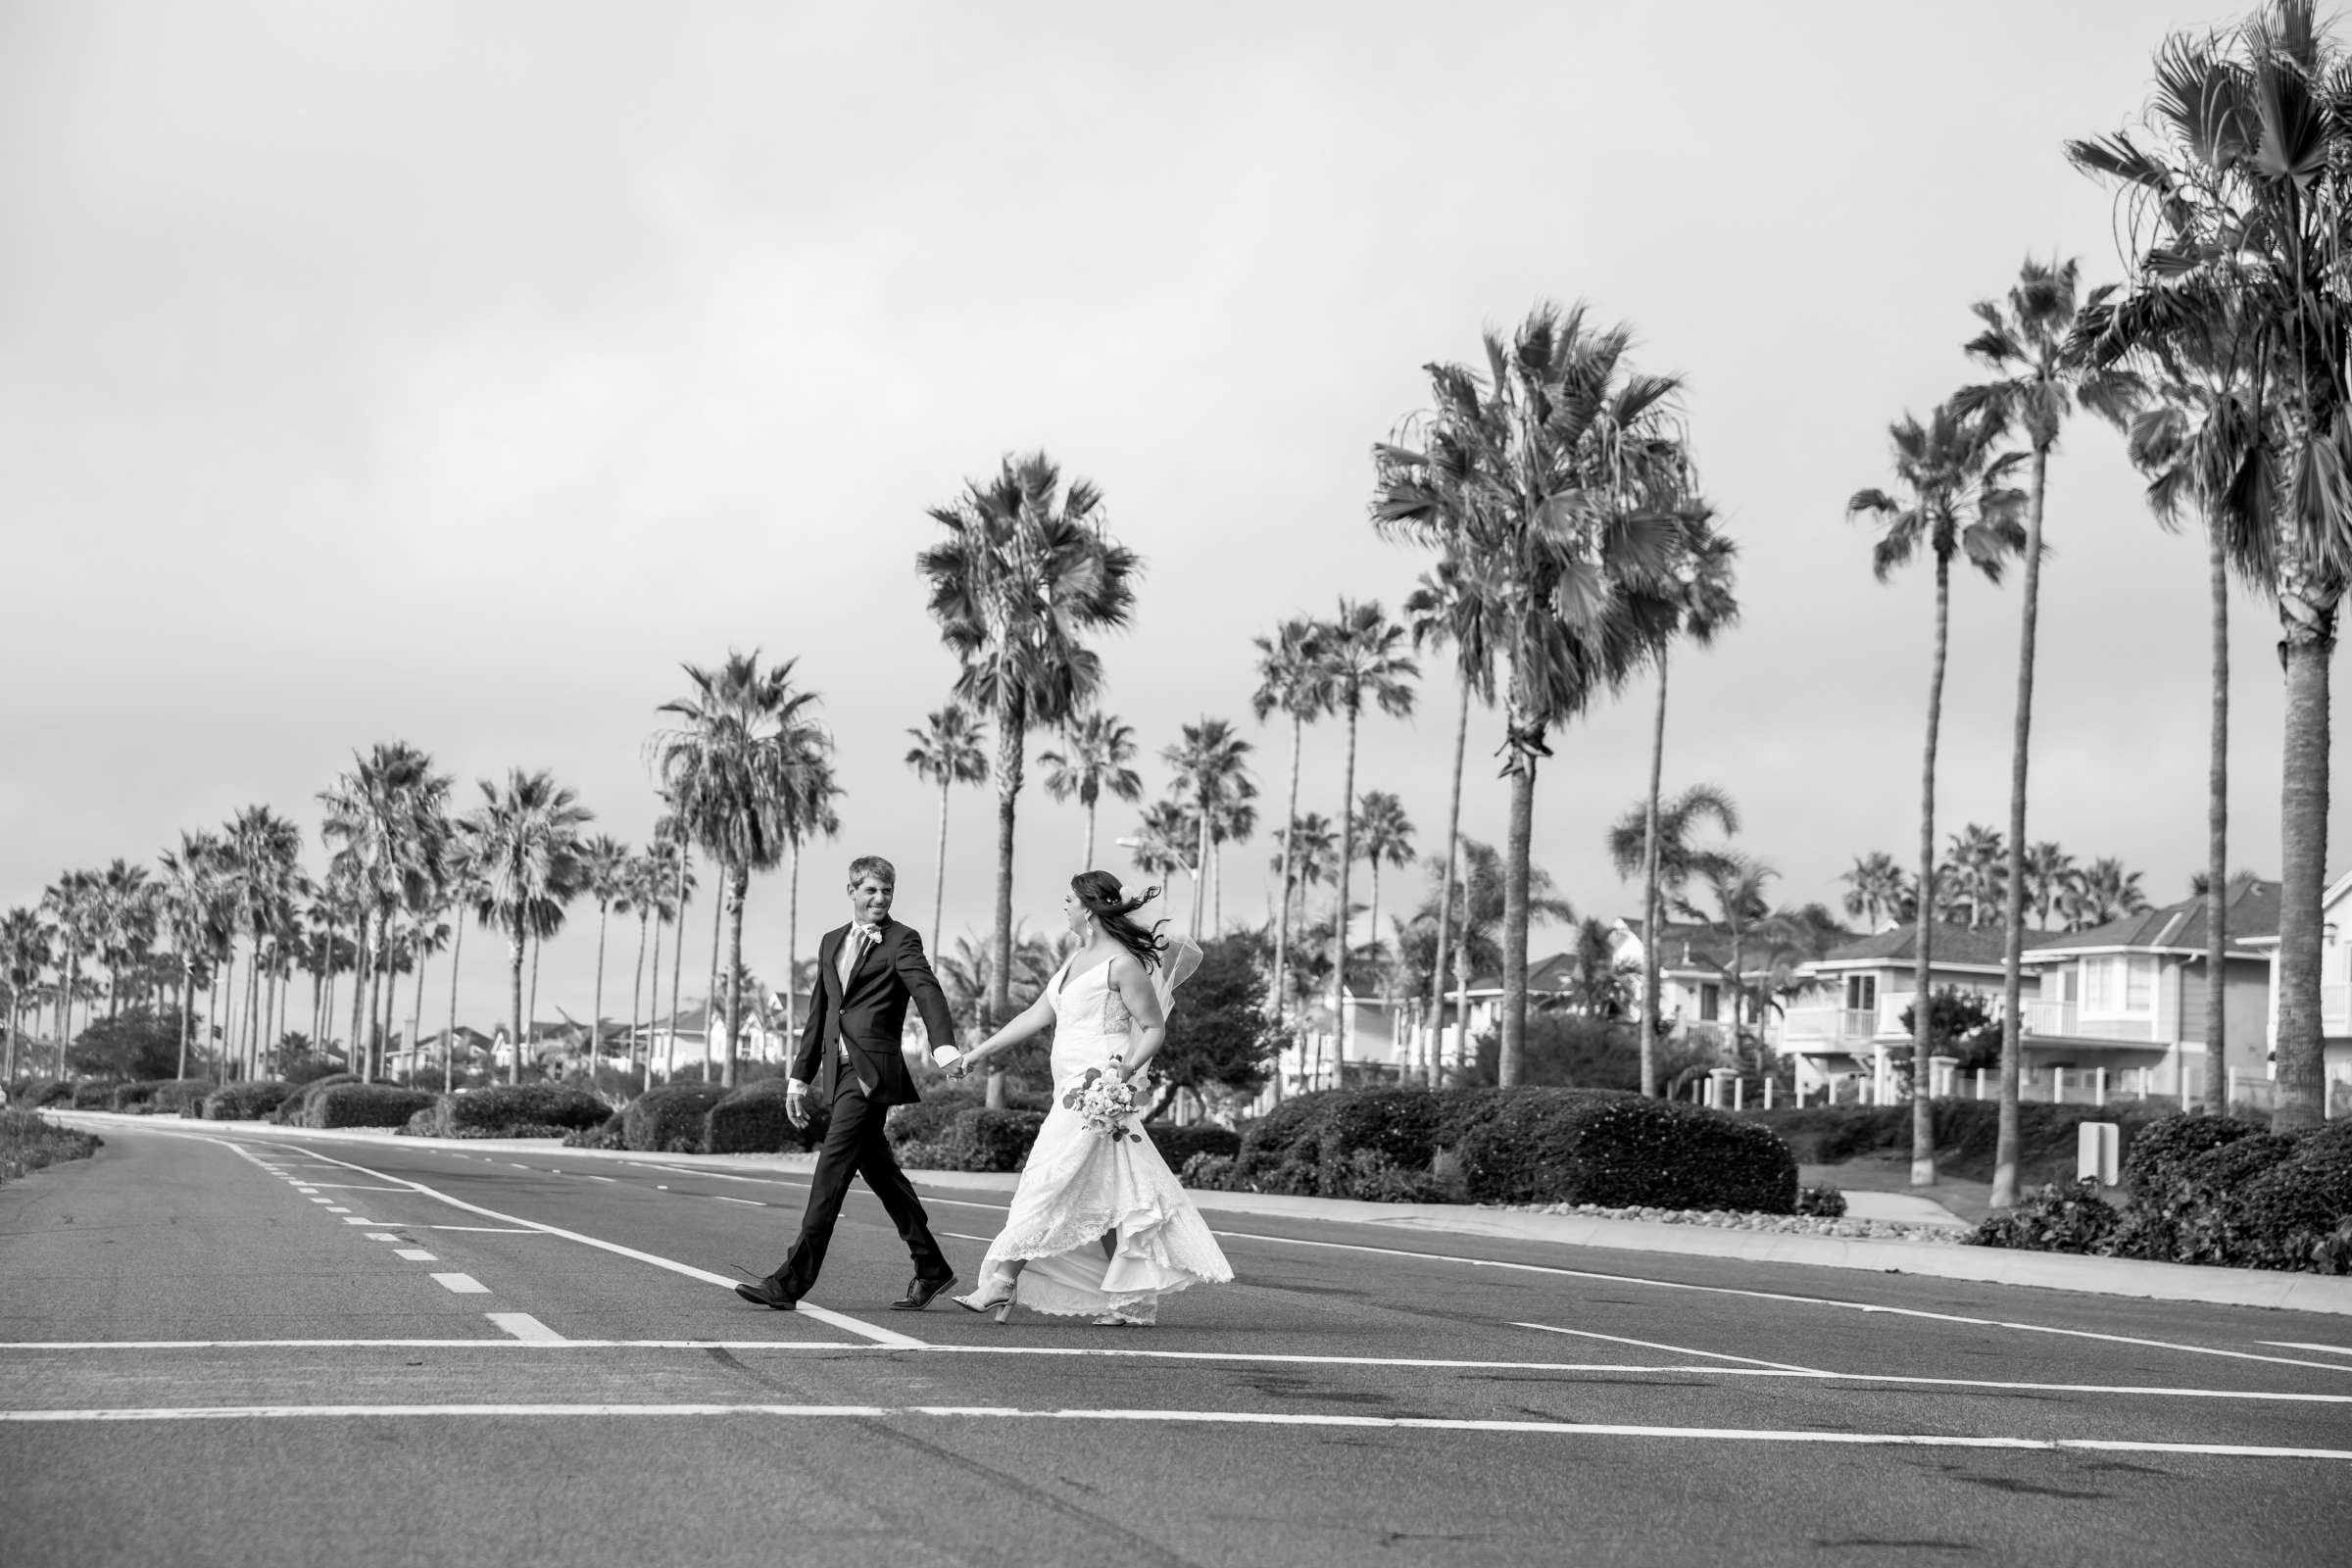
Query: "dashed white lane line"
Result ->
[[295, 1188, 319, 1195], [2266, 1342, 2352, 1358], [265, 1141, 925, 1351], [2, 1403, 2346, 1460], [1515, 1321, 1831, 1376], [710, 1196, 765, 1207], [307, 1198, 334, 1204], [341, 1217, 382, 1226], [486, 1313, 565, 1343], [324, 1207, 351, 1214], [432, 1274, 490, 1295], [365, 1233, 401, 1242], [394, 1250, 438, 1262], [424, 1226, 543, 1234]]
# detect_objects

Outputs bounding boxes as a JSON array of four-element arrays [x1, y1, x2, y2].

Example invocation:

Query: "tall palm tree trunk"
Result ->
[[1081, 798, 1098, 872], [647, 907, 666, 1087], [1194, 809, 1211, 943], [176, 961, 193, 1079], [933, 781, 952, 956], [445, 911, 466, 1095], [666, 865, 688, 1085], [243, 943, 262, 1082], [409, 937, 428, 1087], [2205, 518, 2230, 1113], [528, 931, 545, 1077], [590, 901, 612, 1087], [1329, 704, 1362, 1087], [507, 928, 525, 1085], [2273, 580, 2334, 1132], [1992, 450, 2050, 1207], [629, 912, 649, 1093], [722, 864, 749, 1090], [1269, 714, 1303, 1044], [217, 950, 233, 1081], [985, 697, 1026, 1112], [1640, 650, 1670, 1098], [1500, 744, 1537, 1089], [1912, 556, 1952, 1187], [1426, 679, 1469, 1088], [702, 868, 722, 1080], [349, 913, 370, 1080]]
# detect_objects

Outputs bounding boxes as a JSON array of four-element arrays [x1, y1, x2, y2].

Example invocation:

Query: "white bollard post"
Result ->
[[1764, 1077, 1775, 1110], [1975, 1067, 1986, 1102], [2054, 1066, 2067, 1103], [2095, 1066, 2107, 1107], [1734, 1079, 1745, 1112]]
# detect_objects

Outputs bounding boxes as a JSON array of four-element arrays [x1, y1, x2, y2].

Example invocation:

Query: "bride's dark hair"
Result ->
[[1072, 870, 1168, 972]]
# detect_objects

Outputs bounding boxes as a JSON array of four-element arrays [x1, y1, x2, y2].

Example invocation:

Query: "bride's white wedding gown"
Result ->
[[969, 954, 1233, 1320]]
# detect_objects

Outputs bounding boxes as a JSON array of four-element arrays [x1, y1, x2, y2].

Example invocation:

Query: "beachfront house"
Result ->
[[2241, 871, 2352, 1117], [1778, 922, 2016, 1100]]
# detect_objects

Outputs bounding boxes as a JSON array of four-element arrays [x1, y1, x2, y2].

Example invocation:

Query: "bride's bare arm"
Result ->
[[957, 992, 1055, 1070], [1107, 954, 1167, 1081]]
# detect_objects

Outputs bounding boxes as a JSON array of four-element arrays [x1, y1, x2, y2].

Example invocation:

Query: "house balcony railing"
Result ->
[[1777, 1005, 1881, 1049], [2324, 982, 2350, 1031], [2021, 1002, 2158, 1043]]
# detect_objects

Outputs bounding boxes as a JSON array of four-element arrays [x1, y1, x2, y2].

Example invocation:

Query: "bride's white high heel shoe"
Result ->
[[953, 1290, 1015, 1324]]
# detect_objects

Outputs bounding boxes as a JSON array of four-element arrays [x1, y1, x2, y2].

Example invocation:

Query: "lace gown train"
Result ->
[[969, 956, 1233, 1319]]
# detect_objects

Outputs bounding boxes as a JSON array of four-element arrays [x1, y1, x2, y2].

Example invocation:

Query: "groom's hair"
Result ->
[[847, 855, 896, 887]]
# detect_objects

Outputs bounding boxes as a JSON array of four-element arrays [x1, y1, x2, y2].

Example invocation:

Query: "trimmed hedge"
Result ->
[[306, 1083, 437, 1129], [885, 1090, 985, 1151], [624, 1084, 727, 1152], [899, 1107, 1048, 1172], [70, 1082, 114, 1108], [111, 1079, 213, 1114], [705, 1081, 821, 1155], [270, 1073, 360, 1124], [564, 1113, 624, 1150], [1458, 1090, 1796, 1212], [1742, 1100, 2173, 1186], [436, 1084, 611, 1138], [1145, 1122, 1241, 1167], [202, 1081, 294, 1121], [10, 1079, 72, 1109]]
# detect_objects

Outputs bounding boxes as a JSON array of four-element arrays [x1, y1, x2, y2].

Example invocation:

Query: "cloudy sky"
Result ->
[[5, 1, 2332, 1032]]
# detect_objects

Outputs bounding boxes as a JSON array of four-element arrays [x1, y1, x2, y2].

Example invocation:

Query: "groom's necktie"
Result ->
[[836, 924, 879, 1070]]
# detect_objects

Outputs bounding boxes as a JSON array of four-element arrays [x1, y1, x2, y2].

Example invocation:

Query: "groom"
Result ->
[[734, 855, 959, 1313]]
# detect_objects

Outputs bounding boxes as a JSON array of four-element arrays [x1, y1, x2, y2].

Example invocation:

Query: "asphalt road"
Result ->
[[5, 1119, 2350, 1568]]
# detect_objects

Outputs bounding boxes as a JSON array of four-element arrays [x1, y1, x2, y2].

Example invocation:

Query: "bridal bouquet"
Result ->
[[1061, 1066, 1146, 1143]]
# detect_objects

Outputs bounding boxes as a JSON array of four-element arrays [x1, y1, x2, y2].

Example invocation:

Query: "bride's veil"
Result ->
[[1152, 937, 1203, 1021]]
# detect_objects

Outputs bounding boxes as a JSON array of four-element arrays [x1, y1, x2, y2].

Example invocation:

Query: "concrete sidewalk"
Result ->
[[57, 1109, 2352, 1318]]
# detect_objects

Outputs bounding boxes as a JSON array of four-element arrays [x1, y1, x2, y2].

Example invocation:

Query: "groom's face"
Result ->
[[849, 874, 894, 928]]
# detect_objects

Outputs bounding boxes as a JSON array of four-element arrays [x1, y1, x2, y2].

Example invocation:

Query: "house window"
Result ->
[[1698, 983, 1720, 1022], [1844, 974, 1878, 1012], [2081, 956, 2155, 1016]]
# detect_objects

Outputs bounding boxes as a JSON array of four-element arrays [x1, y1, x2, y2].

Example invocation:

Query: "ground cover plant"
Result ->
[[0, 1110, 103, 1185], [1742, 1100, 2173, 1188]]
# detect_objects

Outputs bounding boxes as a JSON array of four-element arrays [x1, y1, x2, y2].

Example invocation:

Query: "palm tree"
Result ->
[[1401, 555, 1501, 1084], [906, 705, 992, 954], [2068, 1, 2346, 1129], [1201, 766, 1257, 933], [1162, 717, 1256, 942], [1698, 857, 1777, 1059], [1373, 303, 1691, 1086], [1942, 823, 2008, 930], [1250, 616, 1335, 1043], [221, 807, 305, 1080], [2076, 858, 2150, 928], [39, 870, 97, 1066], [1954, 256, 2143, 1205], [1311, 600, 1417, 1074], [1849, 399, 2027, 1185], [2019, 842, 2076, 933], [622, 848, 660, 1088], [436, 825, 482, 1093], [319, 743, 452, 1080], [89, 858, 154, 1021], [1126, 798, 1198, 895], [576, 835, 632, 1078], [158, 832, 227, 1078], [1840, 852, 1910, 933], [1, 907, 52, 1084], [653, 652, 826, 1090], [1605, 784, 1740, 1093], [1039, 710, 1141, 873], [472, 769, 592, 1084], [778, 741, 842, 1044], [2126, 321, 2273, 1117], [1632, 509, 1740, 1096], [1353, 790, 1415, 1018], [1564, 915, 1637, 1019], [918, 452, 1141, 1109], [1403, 837, 1575, 1084]]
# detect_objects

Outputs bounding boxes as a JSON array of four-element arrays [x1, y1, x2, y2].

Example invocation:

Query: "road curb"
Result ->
[[56, 1110, 2352, 1318]]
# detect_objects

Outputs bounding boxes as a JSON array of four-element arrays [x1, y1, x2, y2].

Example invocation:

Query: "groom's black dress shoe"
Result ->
[[733, 1275, 798, 1311], [890, 1274, 957, 1311]]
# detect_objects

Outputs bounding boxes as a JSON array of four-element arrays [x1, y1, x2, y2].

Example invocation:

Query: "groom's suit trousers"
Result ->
[[774, 1070, 950, 1298]]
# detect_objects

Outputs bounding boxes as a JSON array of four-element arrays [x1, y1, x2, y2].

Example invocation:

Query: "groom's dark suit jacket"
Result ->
[[793, 919, 956, 1108]]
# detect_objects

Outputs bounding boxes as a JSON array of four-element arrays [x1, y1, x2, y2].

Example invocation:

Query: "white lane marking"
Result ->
[[295, 1188, 319, 1194], [263, 1142, 927, 1351], [340, 1217, 381, 1226], [2, 1403, 2346, 1459], [297, 1184, 411, 1194], [508, 1163, 531, 1170], [1515, 1322, 1830, 1375], [431, 1274, 490, 1295], [423, 1226, 543, 1234], [1206, 1228, 2352, 1376], [365, 1234, 401, 1242], [307, 1198, 334, 1204], [486, 1313, 566, 1344], [941, 1231, 994, 1243], [710, 1196, 765, 1207], [394, 1250, 438, 1262], [581, 1175, 616, 1183], [324, 1207, 351, 1214], [2266, 1342, 2352, 1358], [0, 1339, 853, 1350]]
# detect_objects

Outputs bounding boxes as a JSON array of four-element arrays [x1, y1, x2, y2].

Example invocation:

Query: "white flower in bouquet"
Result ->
[[1060, 1065, 1146, 1142]]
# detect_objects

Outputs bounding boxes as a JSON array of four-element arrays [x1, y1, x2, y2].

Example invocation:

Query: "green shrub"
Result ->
[[202, 1081, 293, 1120], [1322, 1148, 1454, 1204], [399, 1105, 438, 1136], [2230, 1122, 2352, 1272], [270, 1073, 359, 1124], [1146, 1122, 1241, 1167], [111, 1079, 212, 1113], [307, 1083, 437, 1129], [70, 1082, 114, 1108], [1233, 1092, 1343, 1179], [0, 1109, 104, 1183], [623, 1084, 727, 1152], [564, 1113, 624, 1150], [1316, 1088, 1449, 1173], [1179, 1152, 1237, 1190], [706, 1081, 820, 1155], [1971, 1179, 2123, 1253], [2121, 1111, 2270, 1198], [1795, 1184, 1847, 1219], [955, 1107, 1046, 1172], [1457, 1090, 1797, 1212], [885, 1090, 985, 1150], [437, 1084, 610, 1138], [1742, 1100, 2172, 1186], [10, 1079, 72, 1109]]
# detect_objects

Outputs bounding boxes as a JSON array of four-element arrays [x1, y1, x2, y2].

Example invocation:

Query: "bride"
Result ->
[[947, 871, 1233, 1326]]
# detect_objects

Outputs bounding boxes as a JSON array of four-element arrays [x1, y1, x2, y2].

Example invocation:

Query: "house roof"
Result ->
[[2027, 879, 2281, 958], [1813, 921, 2043, 969], [1460, 952, 1577, 995], [1612, 920, 1749, 973]]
